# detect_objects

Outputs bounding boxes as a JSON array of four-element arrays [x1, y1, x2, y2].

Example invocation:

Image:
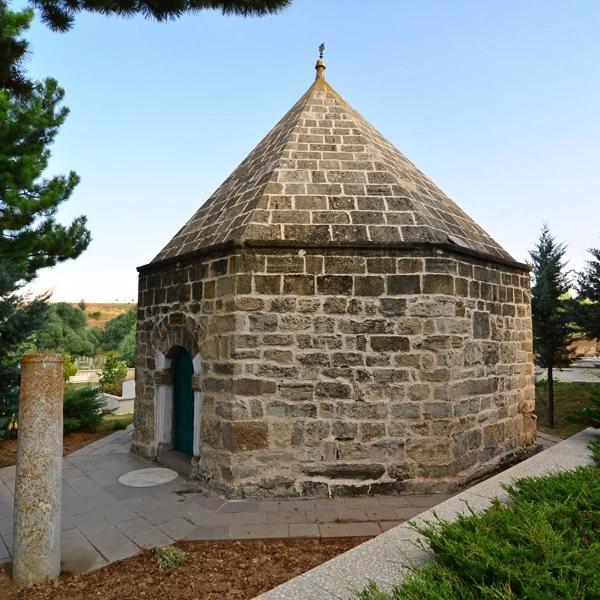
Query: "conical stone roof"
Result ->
[[152, 60, 516, 266]]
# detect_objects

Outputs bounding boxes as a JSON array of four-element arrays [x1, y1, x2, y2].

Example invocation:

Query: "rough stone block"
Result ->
[[266, 256, 305, 273], [233, 379, 276, 396], [302, 463, 385, 480], [406, 438, 453, 465], [366, 257, 396, 273], [284, 225, 330, 244], [378, 298, 407, 316], [423, 274, 454, 295], [473, 311, 491, 339], [317, 276, 353, 296], [388, 275, 421, 295], [223, 422, 269, 452], [315, 382, 352, 399], [283, 275, 315, 295], [355, 276, 385, 296], [255, 275, 281, 295], [249, 313, 278, 332], [370, 336, 410, 352], [332, 421, 357, 440]]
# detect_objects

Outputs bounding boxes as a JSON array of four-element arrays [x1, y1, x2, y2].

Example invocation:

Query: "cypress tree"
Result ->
[[529, 224, 574, 428], [575, 243, 600, 341]]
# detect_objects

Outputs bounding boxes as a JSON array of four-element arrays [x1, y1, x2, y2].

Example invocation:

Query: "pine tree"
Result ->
[[32, 0, 290, 31], [0, 0, 289, 435], [575, 244, 600, 341], [529, 224, 575, 428], [2, 0, 290, 92], [0, 3, 91, 437], [0, 262, 49, 436], [0, 3, 32, 95]]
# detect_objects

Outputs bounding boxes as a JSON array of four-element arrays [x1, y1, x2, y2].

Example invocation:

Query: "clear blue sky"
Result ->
[[23, 0, 600, 302]]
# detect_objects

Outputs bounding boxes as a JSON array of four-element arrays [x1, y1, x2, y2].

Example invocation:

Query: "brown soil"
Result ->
[[0, 537, 368, 600], [0, 431, 107, 467]]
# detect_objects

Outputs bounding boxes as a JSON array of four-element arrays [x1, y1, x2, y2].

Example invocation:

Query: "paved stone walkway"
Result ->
[[0, 428, 453, 572], [0, 428, 556, 573]]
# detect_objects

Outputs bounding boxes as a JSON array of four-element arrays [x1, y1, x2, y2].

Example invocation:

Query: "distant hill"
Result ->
[[570, 336, 600, 357], [68, 302, 136, 329]]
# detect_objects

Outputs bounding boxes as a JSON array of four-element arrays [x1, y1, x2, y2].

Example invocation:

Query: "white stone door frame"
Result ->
[[155, 349, 202, 458]]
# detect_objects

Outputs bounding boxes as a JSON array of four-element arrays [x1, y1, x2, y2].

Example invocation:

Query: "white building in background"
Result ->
[[101, 378, 135, 415]]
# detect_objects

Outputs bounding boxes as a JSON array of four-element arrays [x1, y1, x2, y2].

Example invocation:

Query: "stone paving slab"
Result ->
[[0, 427, 556, 575]]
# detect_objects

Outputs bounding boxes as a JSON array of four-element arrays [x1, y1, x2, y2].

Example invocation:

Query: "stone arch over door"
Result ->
[[150, 314, 205, 460]]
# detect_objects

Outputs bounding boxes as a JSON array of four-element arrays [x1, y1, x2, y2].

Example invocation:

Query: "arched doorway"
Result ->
[[172, 347, 194, 455]]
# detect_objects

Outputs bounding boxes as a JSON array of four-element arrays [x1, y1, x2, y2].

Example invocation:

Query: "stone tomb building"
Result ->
[[133, 57, 536, 498]]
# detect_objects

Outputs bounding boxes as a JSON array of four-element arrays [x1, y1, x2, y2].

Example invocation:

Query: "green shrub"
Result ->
[[567, 385, 600, 427], [154, 545, 188, 572], [0, 390, 17, 440], [35, 302, 101, 356], [63, 385, 111, 433], [357, 445, 600, 600], [63, 353, 77, 381], [591, 436, 600, 465], [118, 328, 136, 367], [99, 352, 128, 393], [102, 307, 136, 351]]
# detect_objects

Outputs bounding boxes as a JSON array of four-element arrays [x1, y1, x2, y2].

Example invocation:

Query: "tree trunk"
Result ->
[[547, 366, 555, 428]]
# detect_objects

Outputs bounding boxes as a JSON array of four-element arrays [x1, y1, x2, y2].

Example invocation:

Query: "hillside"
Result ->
[[68, 303, 136, 328]]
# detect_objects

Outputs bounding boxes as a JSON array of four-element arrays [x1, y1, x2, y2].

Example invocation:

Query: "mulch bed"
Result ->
[[0, 537, 369, 599], [0, 431, 108, 467]]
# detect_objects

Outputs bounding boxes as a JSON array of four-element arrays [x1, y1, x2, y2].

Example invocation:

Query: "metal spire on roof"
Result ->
[[315, 43, 326, 80]]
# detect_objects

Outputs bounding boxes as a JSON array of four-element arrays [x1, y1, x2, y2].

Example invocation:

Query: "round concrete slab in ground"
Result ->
[[118, 468, 178, 487]]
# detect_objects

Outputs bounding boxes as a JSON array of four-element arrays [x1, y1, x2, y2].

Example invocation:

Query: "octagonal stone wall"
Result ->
[[133, 245, 536, 498]]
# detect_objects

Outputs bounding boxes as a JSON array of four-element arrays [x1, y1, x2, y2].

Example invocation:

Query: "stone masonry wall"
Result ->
[[134, 246, 536, 498]]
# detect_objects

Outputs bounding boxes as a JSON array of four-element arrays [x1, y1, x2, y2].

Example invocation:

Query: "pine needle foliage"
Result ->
[[1, 1, 289, 91], [0, 2, 91, 437], [357, 448, 600, 600], [27, 0, 291, 32], [63, 384, 111, 432], [575, 244, 600, 341], [568, 386, 600, 428], [590, 436, 600, 465], [0, 4, 33, 95], [529, 224, 575, 427]]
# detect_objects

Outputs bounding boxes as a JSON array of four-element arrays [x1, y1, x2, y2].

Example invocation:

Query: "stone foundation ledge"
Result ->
[[255, 428, 598, 600]]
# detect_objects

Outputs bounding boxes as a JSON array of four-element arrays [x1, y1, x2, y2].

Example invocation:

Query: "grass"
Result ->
[[96, 413, 133, 433], [535, 381, 600, 438], [154, 545, 189, 572], [357, 437, 600, 600]]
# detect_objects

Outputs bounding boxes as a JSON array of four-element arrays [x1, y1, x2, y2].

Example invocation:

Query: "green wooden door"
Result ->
[[173, 348, 194, 455]]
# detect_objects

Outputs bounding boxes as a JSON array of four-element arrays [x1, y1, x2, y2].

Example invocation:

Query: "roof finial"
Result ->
[[315, 43, 326, 80]]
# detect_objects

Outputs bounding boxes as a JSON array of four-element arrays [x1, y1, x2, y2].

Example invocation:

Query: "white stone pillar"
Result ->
[[12, 354, 63, 587]]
